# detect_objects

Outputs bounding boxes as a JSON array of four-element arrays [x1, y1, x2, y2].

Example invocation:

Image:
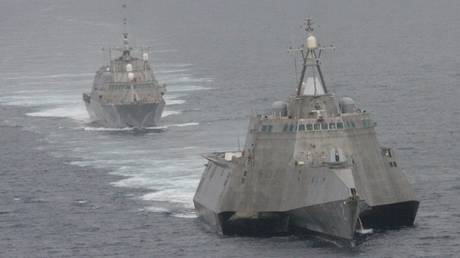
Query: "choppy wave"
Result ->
[[172, 211, 198, 219], [27, 105, 89, 121], [162, 76, 214, 84], [165, 99, 186, 105], [167, 85, 211, 92], [81, 122, 198, 132], [4, 73, 93, 81], [0, 57, 212, 213], [142, 189, 196, 209], [162, 110, 181, 117], [167, 122, 199, 127], [83, 127, 142, 132]]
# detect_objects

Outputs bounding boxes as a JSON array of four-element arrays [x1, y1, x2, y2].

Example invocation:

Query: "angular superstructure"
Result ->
[[83, 5, 165, 128], [193, 19, 418, 243]]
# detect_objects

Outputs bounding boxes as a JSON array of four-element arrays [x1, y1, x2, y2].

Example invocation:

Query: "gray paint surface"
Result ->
[[194, 26, 418, 241], [84, 42, 165, 128]]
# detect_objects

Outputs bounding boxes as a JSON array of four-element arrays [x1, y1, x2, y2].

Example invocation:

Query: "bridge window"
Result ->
[[299, 124, 305, 131], [268, 125, 273, 132], [321, 123, 329, 130], [363, 119, 372, 128], [306, 124, 313, 131], [329, 123, 336, 129], [283, 124, 288, 132], [337, 122, 344, 129], [289, 124, 295, 132], [314, 123, 320, 130], [350, 121, 356, 128]]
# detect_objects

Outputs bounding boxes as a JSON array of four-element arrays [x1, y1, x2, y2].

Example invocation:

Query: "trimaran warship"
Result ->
[[83, 4, 165, 128], [193, 19, 419, 244]]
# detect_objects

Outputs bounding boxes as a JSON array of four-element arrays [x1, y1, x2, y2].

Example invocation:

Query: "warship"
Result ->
[[193, 19, 419, 243], [83, 4, 165, 128]]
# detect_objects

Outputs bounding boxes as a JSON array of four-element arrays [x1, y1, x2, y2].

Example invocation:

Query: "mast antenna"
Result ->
[[304, 18, 314, 33], [237, 136, 241, 152], [122, 2, 129, 49], [288, 18, 334, 96]]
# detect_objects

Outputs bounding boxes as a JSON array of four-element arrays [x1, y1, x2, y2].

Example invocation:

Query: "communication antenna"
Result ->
[[288, 18, 334, 96], [237, 136, 241, 152], [122, 2, 129, 49], [304, 18, 314, 34]]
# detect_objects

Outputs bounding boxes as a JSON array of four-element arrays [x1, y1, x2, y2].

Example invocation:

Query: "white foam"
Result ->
[[0, 95, 79, 107], [167, 122, 199, 128], [172, 211, 198, 219], [83, 127, 134, 132], [166, 99, 186, 105], [156, 68, 189, 75], [145, 206, 170, 213], [142, 190, 194, 209], [163, 76, 214, 84], [3, 62, 212, 213], [26, 105, 89, 121], [167, 85, 211, 92], [4, 73, 93, 81], [162, 110, 181, 117], [142, 126, 168, 130]]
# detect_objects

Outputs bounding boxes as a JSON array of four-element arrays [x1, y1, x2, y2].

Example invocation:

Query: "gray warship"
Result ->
[[193, 20, 419, 243], [83, 6, 165, 128]]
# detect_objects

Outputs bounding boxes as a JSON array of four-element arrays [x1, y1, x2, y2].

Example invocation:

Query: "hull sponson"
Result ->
[[360, 200, 419, 228], [85, 97, 165, 128], [194, 202, 224, 234], [193, 153, 360, 240], [220, 212, 289, 236], [194, 201, 290, 236], [289, 199, 359, 240], [194, 199, 358, 239]]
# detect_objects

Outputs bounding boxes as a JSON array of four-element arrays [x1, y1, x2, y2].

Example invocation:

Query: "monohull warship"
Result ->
[[193, 20, 419, 243], [83, 5, 165, 128]]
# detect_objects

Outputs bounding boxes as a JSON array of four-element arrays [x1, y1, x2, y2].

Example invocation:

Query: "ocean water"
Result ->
[[1, 0, 460, 257]]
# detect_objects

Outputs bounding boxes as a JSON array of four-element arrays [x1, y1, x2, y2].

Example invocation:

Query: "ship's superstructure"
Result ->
[[193, 19, 419, 242], [83, 4, 165, 128]]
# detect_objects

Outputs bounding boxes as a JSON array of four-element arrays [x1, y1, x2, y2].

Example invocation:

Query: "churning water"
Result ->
[[1, 0, 460, 257]]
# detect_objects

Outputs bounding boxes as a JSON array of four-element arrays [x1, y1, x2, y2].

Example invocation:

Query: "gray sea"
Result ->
[[1, 0, 460, 257]]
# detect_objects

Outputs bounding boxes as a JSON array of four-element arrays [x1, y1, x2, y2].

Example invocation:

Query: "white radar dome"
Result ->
[[142, 53, 149, 61], [306, 35, 318, 49], [126, 63, 133, 72], [339, 97, 357, 113], [128, 72, 135, 81], [272, 101, 288, 116]]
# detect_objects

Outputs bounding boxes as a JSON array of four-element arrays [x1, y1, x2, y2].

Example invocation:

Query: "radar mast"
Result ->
[[289, 18, 333, 97], [122, 2, 130, 50]]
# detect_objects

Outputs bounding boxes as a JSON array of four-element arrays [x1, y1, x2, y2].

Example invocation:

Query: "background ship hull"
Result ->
[[84, 96, 165, 128]]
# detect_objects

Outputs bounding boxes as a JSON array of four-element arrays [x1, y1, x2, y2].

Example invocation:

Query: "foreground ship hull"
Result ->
[[194, 199, 360, 241], [84, 95, 165, 128], [194, 152, 417, 241], [194, 152, 362, 241], [193, 20, 418, 243]]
